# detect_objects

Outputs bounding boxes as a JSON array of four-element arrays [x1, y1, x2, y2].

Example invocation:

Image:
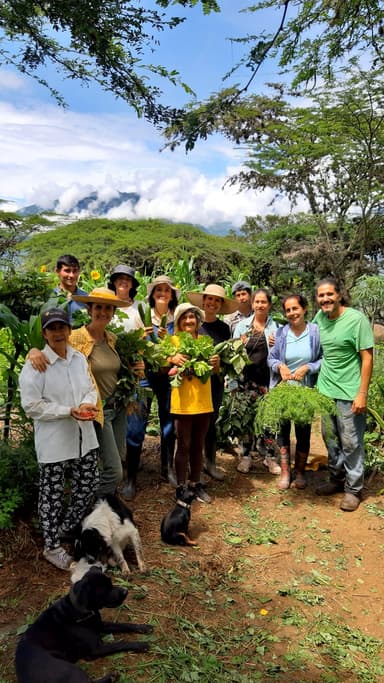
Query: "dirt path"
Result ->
[[1, 429, 384, 682]]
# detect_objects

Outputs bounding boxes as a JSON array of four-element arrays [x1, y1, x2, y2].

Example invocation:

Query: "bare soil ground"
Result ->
[[1, 429, 384, 682]]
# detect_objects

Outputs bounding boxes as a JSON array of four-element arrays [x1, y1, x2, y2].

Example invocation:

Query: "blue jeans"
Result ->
[[321, 400, 366, 494], [126, 401, 148, 449]]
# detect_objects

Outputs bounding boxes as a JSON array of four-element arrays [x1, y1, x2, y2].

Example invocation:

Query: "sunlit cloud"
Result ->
[[0, 100, 307, 229]]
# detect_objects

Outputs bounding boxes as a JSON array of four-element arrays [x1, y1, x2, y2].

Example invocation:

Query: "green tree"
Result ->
[[163, 2, 384, 149], [0, 209, 50, 273], [0, 0, 219, 124], [351, 275, 384, 324], [179, 70, 384, 288], [20, 217, 260, 283]]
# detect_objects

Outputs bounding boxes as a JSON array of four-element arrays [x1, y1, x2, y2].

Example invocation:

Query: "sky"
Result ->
[[0, 1, 307, 230]]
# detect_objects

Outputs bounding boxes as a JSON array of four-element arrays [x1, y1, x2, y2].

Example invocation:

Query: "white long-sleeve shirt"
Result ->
[[19, 344, 99, 463]]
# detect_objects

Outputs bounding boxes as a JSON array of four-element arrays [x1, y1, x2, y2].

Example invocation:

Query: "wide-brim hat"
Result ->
[[174, 303, 205, 332], [72, 287, 128, 307], [187, 284, 238, 315], [147, 275, 180, 300], [109, 265, 139, 291]]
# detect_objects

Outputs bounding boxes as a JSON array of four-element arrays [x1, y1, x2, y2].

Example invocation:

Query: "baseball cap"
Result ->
[[231, 280, 252, 295], [41, 308, 71, 330]]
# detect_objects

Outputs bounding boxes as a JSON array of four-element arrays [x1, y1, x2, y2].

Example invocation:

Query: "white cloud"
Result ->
[[0, 70, 26, 91], [0, 99, 307, 229]]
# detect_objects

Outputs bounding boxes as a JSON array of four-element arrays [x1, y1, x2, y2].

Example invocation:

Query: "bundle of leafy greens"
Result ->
[[213, 338, 251, 380], [112, 329, 160, 409], [158, 332, 215, 387], [254, 384, 338, 435], [216, 387, 257, 445]]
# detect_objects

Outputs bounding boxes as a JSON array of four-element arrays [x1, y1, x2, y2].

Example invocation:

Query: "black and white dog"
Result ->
[[15, 566, 153, 683], [74, 494, 146, 575], [160, 485, 197, 546]]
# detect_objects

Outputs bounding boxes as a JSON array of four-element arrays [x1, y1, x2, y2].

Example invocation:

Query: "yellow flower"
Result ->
[[39, 265, 47, 273], [91, 270, 101, 281], [259, 609, 269, 616]]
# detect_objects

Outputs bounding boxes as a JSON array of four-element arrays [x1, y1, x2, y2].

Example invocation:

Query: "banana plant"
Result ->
[[0, 304, 44, 441]]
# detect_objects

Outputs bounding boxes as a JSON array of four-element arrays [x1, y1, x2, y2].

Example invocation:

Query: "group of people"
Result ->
[[19, 254, 374, 571]]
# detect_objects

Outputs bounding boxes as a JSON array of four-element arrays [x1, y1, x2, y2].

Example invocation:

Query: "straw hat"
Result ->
[[174, 303, 205, 332], [187, 284, 238, 315], [147, 275, 180, 300], [72, 287, 128, 307]]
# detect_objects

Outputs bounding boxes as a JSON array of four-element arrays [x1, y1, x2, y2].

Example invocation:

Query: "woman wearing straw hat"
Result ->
[[167, 302, 220, 503], [28, 287, 130, 497], [187, 284, 238, 481]]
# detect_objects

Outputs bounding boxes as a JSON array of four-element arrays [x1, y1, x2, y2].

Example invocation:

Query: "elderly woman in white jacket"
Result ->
[[19, 308, 99, 571]]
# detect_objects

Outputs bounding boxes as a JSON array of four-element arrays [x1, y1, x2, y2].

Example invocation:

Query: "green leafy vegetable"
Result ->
[[113, 329, 159, 409], [137, 303, 157, 342], [254, 384, 338, 435], [158, 332, 215, 387], [214, 338, 251, 380]]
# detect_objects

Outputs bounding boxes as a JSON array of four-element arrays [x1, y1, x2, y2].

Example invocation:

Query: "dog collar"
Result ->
[[176, 499, 191, 510], [68, 591, 95, 619]]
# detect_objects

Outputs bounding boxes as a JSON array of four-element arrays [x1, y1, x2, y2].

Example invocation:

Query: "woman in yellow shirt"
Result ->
[[168, 303, 219, 503]]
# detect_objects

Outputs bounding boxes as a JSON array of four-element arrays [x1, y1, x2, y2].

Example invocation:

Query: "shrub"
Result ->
[[0, 437, 38, 528]]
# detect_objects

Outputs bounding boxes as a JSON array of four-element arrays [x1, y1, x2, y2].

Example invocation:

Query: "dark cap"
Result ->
[[41, 308, 71, 330], [232, 280, 252, 295]]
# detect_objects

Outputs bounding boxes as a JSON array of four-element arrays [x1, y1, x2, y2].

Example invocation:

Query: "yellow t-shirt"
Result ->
[[169, 335, 214, 416]]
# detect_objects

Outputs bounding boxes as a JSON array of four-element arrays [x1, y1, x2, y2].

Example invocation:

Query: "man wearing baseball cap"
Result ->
[[224, 281, 253, 336]]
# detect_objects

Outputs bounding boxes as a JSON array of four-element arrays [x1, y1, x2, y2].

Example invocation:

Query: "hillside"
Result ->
[[22, 217, 257, 282]]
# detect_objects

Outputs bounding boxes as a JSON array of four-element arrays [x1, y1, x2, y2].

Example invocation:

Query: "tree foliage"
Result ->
[[0, 0, 219, 124], [0, 210, 51, 273], [181, 70, 384, 289], [164, 1, 384, 149], [351, 275, 384, 324], [20, 216, 261, 284]]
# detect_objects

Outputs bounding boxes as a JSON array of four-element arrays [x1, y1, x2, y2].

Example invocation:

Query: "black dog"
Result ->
[[74, 494, 146, 575], [15, 566, 153, 683], [160, 485, 197, 546]]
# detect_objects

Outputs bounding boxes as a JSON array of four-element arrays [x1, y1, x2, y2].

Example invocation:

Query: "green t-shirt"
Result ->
[[313, 307, 374, 401]]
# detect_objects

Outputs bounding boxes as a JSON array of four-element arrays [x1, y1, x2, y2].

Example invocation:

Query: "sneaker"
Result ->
[[43, 546, 73, 571], [263, 455, 281, 475], [237, 456, 252, 474], [194, 483, 211, 504], [255, 437, 268, 457]]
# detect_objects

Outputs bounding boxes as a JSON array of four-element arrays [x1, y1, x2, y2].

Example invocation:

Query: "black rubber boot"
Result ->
[[160, 435, 177, 486], [204, 436, 224, 481], [121, 445, 141, 500]]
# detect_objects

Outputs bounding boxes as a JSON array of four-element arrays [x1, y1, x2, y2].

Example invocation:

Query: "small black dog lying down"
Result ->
[[74, 494, 146, 575], [15, 566, 153, 683], [161, 485, 197, 546]]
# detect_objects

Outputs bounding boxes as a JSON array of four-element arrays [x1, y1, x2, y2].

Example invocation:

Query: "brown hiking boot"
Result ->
[[315, 481, 344, 496], [340, 493, 360, 512]]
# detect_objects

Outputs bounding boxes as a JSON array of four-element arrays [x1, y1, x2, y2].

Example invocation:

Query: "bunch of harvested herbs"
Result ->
[[158, 332, 215, 387], [214, 338, 251, 380], [113, 329, 160, 409], [216, 386, 257, 445], [254, 383, 338, 436]]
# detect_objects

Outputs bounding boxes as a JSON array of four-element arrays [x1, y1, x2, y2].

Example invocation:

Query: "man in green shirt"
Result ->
[[314, 277, 374, 511]]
